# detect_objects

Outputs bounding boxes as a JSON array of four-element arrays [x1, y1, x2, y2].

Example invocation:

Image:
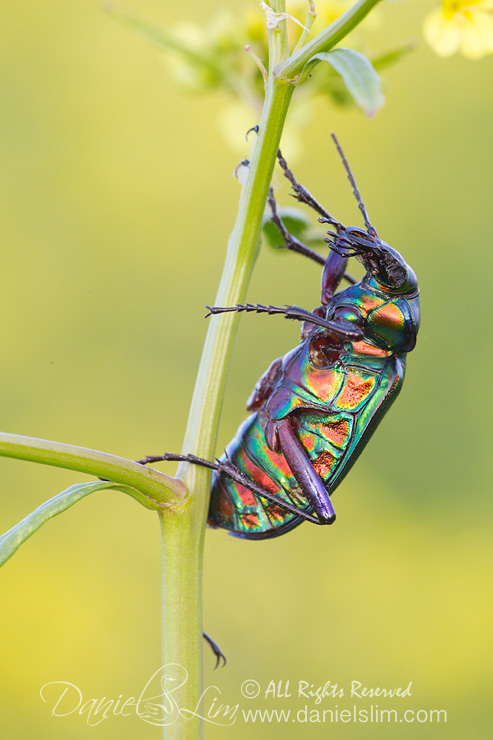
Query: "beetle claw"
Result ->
[[203, 632, 227, 668]]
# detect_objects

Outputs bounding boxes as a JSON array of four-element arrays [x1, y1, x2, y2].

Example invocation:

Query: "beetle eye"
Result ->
[[309, 334, 341, 368]]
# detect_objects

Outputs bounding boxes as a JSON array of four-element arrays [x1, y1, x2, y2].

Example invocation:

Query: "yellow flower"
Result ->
[[424, 1, 493, 59]]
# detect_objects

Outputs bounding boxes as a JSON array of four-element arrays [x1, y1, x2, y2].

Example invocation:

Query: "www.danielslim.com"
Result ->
[[242, 705, 447, 724]]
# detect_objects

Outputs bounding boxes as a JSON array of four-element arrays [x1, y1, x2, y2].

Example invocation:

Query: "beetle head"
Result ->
[[324, 226, 412, 292]]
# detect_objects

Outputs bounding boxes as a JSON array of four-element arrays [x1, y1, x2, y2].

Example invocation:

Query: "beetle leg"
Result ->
[[321, 250, 349, 305], [246, 124, 259, 140], [274, 152, 352, 303], [135, 452, 321, 524], [277, 417, 336, 525], [276, 149, 343, 228], [205, 303, 363, 340], [135, 452, 218, 471], [217, 460, 321, 524], [268, 176, 356, 285], [246, 356, 283, 411], [267, 187, 325, 265], [203, 632, 227, 669]]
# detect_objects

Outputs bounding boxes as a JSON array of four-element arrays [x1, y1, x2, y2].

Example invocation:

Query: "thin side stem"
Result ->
[[292, 3, 317, 54], [0, 432, 185, 503], [275, 0, 382, 81]]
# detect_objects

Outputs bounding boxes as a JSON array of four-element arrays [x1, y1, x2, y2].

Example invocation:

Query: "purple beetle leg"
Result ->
[[246, 356, 283, 411], [135, 452, 320, 524], [321, 250, 349, 305], [205, 304, 363, 340], [267, 187, 325, 265], [277, 417, 336, 525], [135, 452, 219, 471], [276, 149, 342, 226]]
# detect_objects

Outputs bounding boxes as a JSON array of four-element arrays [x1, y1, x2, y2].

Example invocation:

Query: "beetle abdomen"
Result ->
[[208, 410, 312, 538], [208, 352, 405, 538]]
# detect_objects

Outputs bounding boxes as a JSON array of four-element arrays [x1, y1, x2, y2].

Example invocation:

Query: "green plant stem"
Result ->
[[160, 75, 295, 740], [158, 11, 294, 740], [0, 432, 185, 504], [275, 0, 382, 81]]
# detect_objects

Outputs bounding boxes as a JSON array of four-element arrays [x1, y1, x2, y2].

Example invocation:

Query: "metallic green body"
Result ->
[[209, 270, 420, 538]]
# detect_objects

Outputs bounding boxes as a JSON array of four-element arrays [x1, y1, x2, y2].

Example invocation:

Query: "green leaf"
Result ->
[[0, 480, 156, 568], [262, 207, 308, 244], [313, 66, 355, 108], [300, 48, 384, 117], [262, 206, 315, 248]]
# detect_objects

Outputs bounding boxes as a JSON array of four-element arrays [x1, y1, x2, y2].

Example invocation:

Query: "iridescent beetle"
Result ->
[[141, 135, 420, 540]]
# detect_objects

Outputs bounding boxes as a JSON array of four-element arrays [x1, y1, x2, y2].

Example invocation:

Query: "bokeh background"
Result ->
[[0, 1, 491, 738]]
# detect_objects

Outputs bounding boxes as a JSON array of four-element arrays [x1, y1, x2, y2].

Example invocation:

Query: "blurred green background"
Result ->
[[0, 1, 491, 738]]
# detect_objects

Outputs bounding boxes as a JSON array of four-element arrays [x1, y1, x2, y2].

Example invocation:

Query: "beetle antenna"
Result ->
[[331, 133, 378, 239]]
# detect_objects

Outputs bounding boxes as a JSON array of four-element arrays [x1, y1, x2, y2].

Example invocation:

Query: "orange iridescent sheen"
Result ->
[[208, 206, 420, 537]]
